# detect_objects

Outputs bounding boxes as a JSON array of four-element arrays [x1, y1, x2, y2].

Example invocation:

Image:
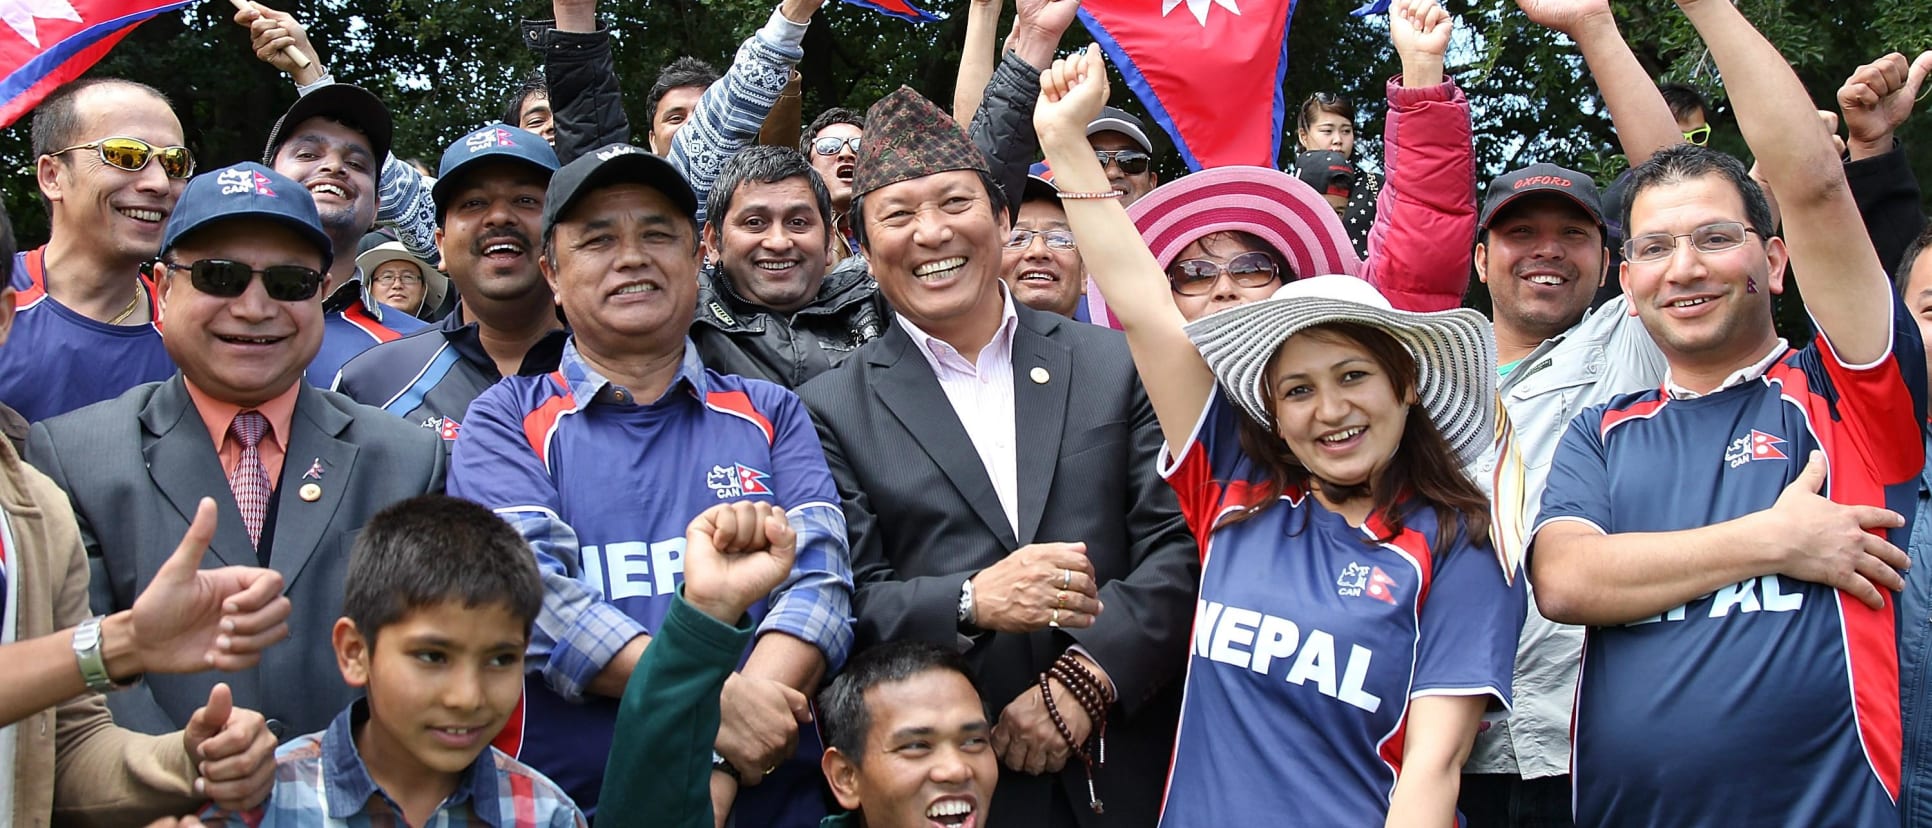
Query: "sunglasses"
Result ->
[[1095, 149, 1151, 175], [1682, 125, 1711, 146], [812, 136, 862, 156], [50, 137, 196, 180], [1167, 251, 1280, 296], [162, 259, 326, 302]]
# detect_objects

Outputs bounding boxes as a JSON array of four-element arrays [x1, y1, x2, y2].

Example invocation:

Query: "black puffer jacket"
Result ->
[[691, 255, 886, 388]]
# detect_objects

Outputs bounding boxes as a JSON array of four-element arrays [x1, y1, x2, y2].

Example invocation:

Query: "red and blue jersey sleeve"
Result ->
[[1158, 393, 1270, 555], [1798, 298, 1927, 487], [1412, 528, 1525, 706], [1531, 404, 1619, 540]]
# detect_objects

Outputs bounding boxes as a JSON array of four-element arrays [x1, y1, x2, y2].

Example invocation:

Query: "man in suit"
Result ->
[[798, 86, 1198, 828], [27, 162, 445, 740]]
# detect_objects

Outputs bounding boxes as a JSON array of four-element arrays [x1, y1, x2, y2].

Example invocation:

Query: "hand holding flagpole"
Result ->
[[228, 0, 312, 71]]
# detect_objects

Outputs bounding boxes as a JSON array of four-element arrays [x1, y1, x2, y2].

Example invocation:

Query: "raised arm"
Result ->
[[967, 0, 1080, 221], [953, 0, 1003, 125], [1675, 0, 1890, 363], [1035, 46, 1214, 454], [1840, 51, 1931, 276], [1517, 0, 1682, 167]]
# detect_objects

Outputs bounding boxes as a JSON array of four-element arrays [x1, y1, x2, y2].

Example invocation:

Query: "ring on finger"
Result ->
[[1050, 608, 1061, 628], [1061, 568, 1072, 590], [1055, 590, 1067, 609]]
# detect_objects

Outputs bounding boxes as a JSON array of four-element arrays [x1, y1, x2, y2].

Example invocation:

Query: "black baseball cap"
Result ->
[[262, 84, 393, 168], [1480, 163, 1604, 229], [1293, 150, 1354, 195], [542, 143, 698, 232], [1087, 106, 1154, 154]]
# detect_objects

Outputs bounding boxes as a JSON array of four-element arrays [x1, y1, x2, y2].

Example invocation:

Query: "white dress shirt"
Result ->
[[897, 289, 1022, 536]]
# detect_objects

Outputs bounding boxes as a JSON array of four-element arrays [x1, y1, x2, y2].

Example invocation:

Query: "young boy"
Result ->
[[203, 495, 586, 826]]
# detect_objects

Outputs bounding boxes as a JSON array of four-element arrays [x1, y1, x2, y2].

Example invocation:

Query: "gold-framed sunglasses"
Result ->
[[49, 136, 196, 180]]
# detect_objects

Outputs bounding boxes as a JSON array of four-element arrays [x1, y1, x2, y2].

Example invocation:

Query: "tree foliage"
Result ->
[[3, 0, 1929, 253]]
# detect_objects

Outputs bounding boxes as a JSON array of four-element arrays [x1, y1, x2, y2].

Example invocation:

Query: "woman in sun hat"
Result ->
[[1035, 10, 1523, 825], [355, 240, 448, 321], [1082, 0, 1474, 328]]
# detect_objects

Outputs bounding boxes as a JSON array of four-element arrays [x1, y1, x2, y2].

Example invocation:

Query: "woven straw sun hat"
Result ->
[[1183, 274, 1496, 466]]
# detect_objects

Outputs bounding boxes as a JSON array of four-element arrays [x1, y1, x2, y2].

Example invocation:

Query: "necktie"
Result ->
[[228, 410, 272, 550]]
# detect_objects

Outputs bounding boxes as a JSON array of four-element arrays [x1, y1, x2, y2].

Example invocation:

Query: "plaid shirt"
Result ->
[[450, 339, 853, 703], [198, 701, 585, 827]]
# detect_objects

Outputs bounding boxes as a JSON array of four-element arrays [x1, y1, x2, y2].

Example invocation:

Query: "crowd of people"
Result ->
[[1, 0, 1930, 825]]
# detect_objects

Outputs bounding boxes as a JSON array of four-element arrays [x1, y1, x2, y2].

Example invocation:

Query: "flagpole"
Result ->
[[228, 0, 313, 69]]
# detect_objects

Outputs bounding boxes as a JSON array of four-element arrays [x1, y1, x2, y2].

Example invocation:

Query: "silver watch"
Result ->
[[957, 577, 978, 628], [72, 615, 135, 693]]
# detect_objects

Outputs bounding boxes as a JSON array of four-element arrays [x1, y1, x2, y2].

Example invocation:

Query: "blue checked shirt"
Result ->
[[199, 701, 585, 827], [449, 339, 853, 704]]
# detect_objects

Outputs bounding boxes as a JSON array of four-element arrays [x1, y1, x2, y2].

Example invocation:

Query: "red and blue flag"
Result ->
[[1078, 0, 1299, 170], [835, 0, 945, 24], [1, 0, 192, 127]]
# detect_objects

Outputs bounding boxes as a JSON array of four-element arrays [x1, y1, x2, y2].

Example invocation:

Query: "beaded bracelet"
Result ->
[[1055, 190, 1123, 200], [1040, 670, 1106, 813]]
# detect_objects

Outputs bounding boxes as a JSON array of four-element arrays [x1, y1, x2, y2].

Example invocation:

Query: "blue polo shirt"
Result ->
[[1, 248, 173, 422], [1157, 397, 1523, 826], [1536, 308, 1926, 827], [448, 339, 852, 823]]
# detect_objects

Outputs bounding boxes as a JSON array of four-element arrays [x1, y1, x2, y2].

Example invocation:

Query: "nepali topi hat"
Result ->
[[851, 86, 992, 200]]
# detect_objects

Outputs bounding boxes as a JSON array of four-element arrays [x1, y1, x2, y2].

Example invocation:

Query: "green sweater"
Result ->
[[597, 593, 754, 828]]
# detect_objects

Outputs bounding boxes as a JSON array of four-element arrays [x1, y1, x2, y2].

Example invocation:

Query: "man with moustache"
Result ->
[[1000, 173, 1085, 318], [2, 79, 185, 423], [333, 125, 567, 441], [259, 84, 427, 384]]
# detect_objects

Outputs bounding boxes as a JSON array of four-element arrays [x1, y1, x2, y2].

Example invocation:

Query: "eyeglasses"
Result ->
[[1621, 221, 1758, 263], [812, 136, 862, 156], [1682, 125, 1711, 146], [1167, 251, 1280, 296], [50, 137, 196, 180], [161, 259, 326, 301], [372, 270, 424, 287], [1095, 150, 1151, 175], [1004, 228, 1077, 250]]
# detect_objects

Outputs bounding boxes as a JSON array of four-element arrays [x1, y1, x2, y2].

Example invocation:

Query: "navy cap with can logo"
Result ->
[[541, 143, 698, 233], [432, 124, 561, 221], [1480, 162, 1605, 230], [262, 84, 394, 169], [162, 162, 335, 270]]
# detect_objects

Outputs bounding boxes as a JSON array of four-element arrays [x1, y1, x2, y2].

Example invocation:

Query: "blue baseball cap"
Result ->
[[161, 162, 334, 270], [432, 123, 560, 221]]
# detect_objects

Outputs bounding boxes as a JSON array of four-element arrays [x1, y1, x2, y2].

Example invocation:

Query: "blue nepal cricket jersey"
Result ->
[[0, 248, 173, 422], [1536, 308, 1926, 827], [1157, 398, 1524, 826], [309, 278, 427, 385], [449, 343, 849, 821]]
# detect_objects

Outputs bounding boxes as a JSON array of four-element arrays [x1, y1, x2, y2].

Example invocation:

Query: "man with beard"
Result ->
[[333, 125, 568, 442], [999, 174, 1085, 318], [691, 146, 882, 388], [260, 84, 427, 384], [802, 108, 863, 260], [2, 79, 185, 423]]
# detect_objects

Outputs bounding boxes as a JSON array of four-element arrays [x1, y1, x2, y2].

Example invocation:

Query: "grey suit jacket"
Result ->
[[799, 305, 1198, 828], [26, 375, 446, 739]]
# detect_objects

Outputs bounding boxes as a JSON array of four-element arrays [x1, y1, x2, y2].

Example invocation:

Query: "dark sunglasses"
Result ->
[[161, 259, 326, 302], [1682, 124, 1711, 146], [1167, 251, 1280, 296], [1095, 149, 1151, 175], [50, 136, 196, 180], [812, 136, 862, 156]]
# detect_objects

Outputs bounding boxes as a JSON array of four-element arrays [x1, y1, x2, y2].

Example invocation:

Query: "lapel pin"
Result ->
[[1030, 367, 1050, 384], [299, 483, 322, 502], [303, 458, 325, 480]]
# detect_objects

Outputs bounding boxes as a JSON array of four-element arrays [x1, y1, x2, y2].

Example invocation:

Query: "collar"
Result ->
[[183, 378, 302, 453], [1663, 339, 1788, 400], [438, 304, 570, 378], [896, 284, 1019, 367], [559, 337, 709, 406], [320, 699, 502, 827]]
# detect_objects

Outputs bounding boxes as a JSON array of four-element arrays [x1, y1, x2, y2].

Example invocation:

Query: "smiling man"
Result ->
[[818, 643, 998, 828], [797, 86, 1196, 828], [2, 79, 186, 423], [25, 161, 445, 740], [999, 175, 1085, 318], [262, 84, 427, 384], [691, 145, 883, 388], [449, 144, 853, 826]]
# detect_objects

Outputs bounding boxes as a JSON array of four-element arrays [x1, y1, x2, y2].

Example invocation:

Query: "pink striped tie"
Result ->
[[228, 410, 272, 550]]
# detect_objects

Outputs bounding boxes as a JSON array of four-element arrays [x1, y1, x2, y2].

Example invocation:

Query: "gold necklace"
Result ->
[[107, 288, 141, 325]]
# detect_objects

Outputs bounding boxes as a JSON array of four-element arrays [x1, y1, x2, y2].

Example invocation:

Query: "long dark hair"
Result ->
[[1218, 322, 1490, 560]]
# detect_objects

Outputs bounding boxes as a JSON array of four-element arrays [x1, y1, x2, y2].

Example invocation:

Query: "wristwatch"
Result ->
[[957, 576, 978, 629], [73, 615, 137, 693]]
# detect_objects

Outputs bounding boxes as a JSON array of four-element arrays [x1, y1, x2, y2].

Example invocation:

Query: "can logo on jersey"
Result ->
[[1725, 428, 1788, 468], [1337, 561, 1398, 605], [706, 463, 771, 499]]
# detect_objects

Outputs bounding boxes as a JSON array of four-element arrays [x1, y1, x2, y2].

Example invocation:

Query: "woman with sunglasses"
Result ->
[[1036, 7, 1522, 828]]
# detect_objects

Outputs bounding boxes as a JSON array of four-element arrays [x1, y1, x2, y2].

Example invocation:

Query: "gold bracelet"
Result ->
[[1055, 190, 1123, 200]]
